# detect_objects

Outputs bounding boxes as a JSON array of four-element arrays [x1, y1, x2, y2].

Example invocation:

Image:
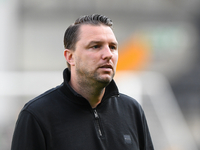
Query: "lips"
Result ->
[[99, 64, 113, 70]]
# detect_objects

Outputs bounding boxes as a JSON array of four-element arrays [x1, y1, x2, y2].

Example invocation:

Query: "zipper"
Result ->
[[93, 109, 103, 137], [92, 95, 119, 138]]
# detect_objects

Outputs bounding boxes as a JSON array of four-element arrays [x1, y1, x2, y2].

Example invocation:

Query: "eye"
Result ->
[[110, 45, 117, 50], [93, 45, 99, 49], [92, 45, 101, 49]]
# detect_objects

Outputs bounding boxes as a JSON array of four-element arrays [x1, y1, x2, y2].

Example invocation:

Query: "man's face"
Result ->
[[72, 24, 118, 85]]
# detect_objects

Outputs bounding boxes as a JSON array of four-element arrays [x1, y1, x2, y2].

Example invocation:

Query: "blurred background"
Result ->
[[0, 0, 200, 149]]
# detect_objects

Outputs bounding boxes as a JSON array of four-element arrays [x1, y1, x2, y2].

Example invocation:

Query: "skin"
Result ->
[[64, 24, 118, 108]]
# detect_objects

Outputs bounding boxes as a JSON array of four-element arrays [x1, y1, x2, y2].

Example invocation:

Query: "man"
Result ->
[[11, 14, 154, 150]]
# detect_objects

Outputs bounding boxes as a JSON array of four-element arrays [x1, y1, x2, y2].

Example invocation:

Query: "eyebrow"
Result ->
[[87, 41, 102, 45], [87, 41, 118, 46]]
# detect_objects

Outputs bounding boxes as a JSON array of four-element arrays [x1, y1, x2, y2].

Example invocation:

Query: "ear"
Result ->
[[64, 49, 75, 66]]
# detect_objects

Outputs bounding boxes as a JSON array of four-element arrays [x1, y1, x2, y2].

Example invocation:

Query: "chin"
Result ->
[[99, 79, 111, 84], [98, 75, 113, 84], [94, 71, 114, 84]]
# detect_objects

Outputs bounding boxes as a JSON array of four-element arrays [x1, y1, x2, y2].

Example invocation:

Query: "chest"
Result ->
[[44, 107, 141, 150]]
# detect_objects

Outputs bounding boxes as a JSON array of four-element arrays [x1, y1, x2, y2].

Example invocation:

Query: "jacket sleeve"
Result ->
[[11, 110, 46, 150]]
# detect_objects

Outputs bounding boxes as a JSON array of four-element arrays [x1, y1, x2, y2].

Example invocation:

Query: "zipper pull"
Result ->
[[93, 109, 99, 119], [93, 109, 103, 137]]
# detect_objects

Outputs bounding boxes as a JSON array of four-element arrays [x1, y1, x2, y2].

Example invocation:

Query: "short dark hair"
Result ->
[[63, 14, 113, 69]]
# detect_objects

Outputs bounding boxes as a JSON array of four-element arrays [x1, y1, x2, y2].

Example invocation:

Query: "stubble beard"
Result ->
[[76, 66, 115, 88], [93, 70, 115, 85]]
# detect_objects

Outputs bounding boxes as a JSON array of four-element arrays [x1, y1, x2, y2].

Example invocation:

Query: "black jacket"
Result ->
[[11, 68, 154, 150]]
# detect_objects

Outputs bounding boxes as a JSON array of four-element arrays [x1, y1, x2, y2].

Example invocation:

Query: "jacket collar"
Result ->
[[60, 68, 119, 106]]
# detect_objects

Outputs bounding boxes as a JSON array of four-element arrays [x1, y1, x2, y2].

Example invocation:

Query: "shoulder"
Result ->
[[22, 85, 63, 114], [15, 85, 67, 131], [118, 93, 140, 106], [117, 93, 144, 114]]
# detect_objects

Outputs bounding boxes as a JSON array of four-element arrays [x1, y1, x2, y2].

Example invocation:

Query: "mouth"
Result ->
[[99, 64, 113, 70]]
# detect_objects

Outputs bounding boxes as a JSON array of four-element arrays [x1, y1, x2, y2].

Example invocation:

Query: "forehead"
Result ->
[[78, 24, 117, 43]]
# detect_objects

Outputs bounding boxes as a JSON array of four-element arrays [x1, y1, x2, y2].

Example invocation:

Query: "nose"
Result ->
[[102, 46, 113, 60]]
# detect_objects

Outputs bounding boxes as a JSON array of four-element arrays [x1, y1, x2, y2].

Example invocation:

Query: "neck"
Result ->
[[69, 76, 107, 108]]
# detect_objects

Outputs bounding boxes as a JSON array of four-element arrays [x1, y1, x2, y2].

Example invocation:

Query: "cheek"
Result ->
[[88, 53, 99, 63], [113, 53, 118, 65]]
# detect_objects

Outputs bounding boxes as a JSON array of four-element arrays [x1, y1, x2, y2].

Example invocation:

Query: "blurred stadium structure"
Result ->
[[1, 0, 200, 149]]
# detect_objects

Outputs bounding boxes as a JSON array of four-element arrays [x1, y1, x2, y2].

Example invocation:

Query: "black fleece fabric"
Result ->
[[11, 68, 154, 150]]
